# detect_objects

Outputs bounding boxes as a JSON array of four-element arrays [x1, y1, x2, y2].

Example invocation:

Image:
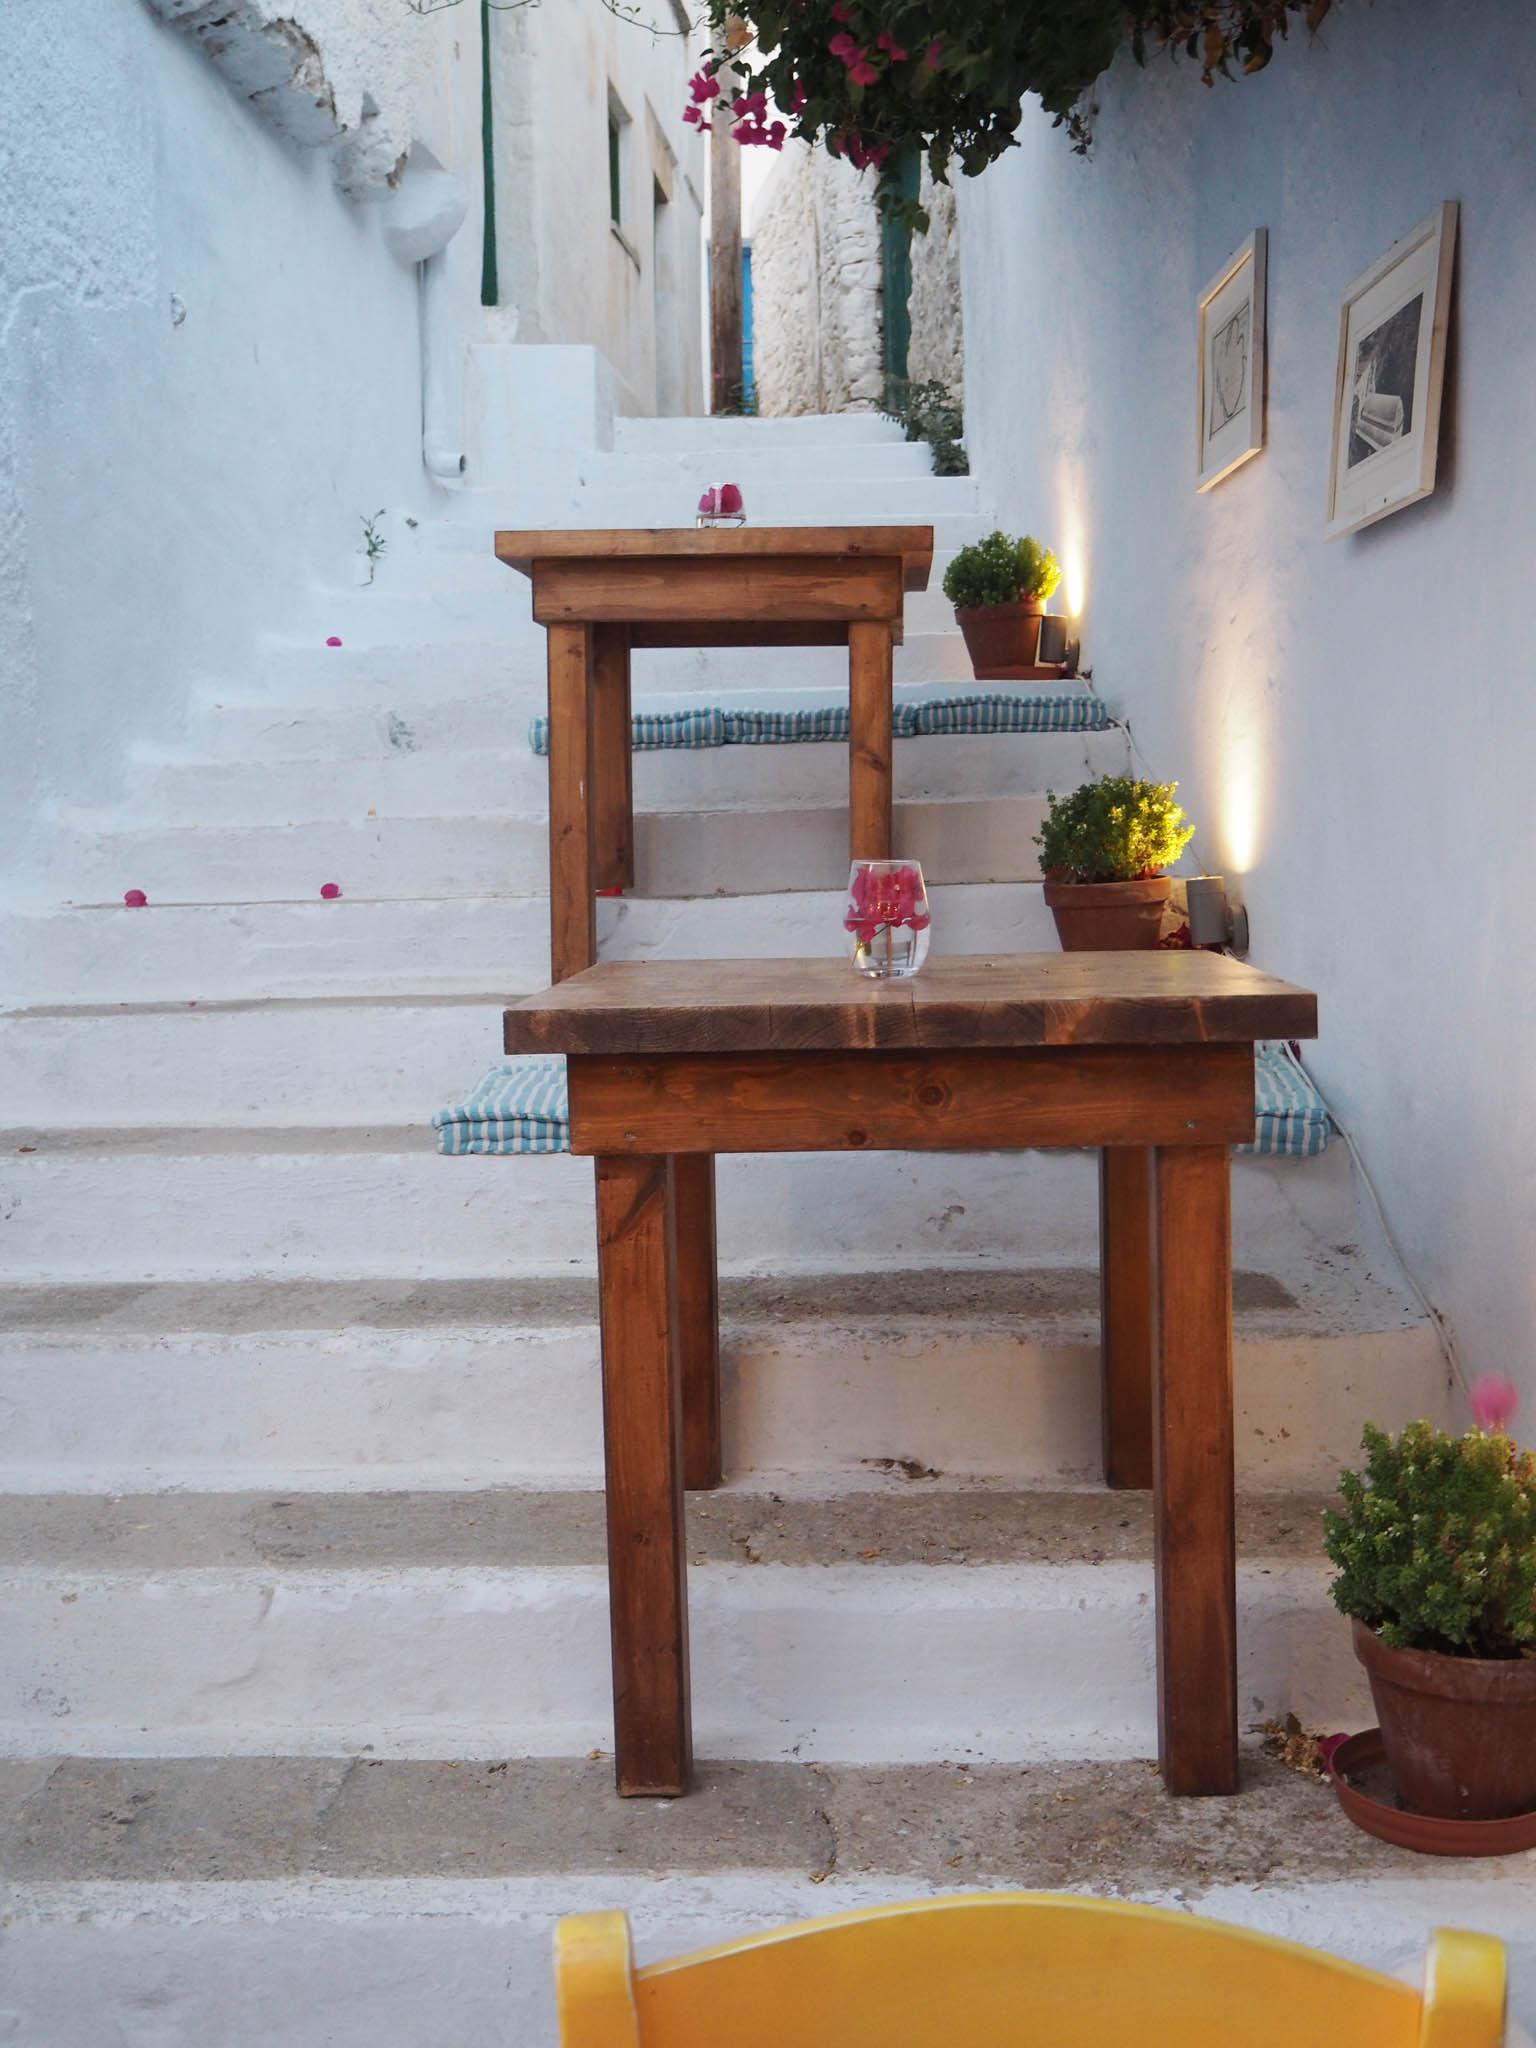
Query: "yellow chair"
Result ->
[[555, 1893, 1506, 2048]]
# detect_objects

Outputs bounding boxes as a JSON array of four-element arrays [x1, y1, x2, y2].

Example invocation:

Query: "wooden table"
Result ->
[[505, 951, 1318, 1801], [496, 527, 933, 984]]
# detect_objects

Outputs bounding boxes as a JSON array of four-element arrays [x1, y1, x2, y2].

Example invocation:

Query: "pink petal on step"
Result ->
[[326, 636, 343, 647], [123, 889, 148, 908], [320, 882, 341, 900]]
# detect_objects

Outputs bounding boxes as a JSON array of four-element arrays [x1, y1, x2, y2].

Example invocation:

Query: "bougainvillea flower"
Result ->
[[766, 121, 787, 149], [123, 888, 148, 908], [1318, 1733, 1350, 1771], [926, 37, 942, 67], [320, 882, 341, 900], [830, 1, 850, 17], [326, 636, 342, 647], [687, 67, 718, 103], [847, 56, 879, 84], [791, 79, 807, 112], [683, 104, 710, 130], [1470, 1372, 1519, 1433], [828, 31, 857, 59], [717, 483, 743, 514], [876, 29, 908, 59], [843, 863, 930, 940], [698, 487, 717, 514]]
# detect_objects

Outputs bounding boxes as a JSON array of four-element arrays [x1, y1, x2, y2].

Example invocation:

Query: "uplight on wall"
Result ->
[[1185, 874, 1250, 957]]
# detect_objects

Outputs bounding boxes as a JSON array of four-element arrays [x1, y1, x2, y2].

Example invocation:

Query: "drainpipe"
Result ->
[[382, 147, 470, 480]]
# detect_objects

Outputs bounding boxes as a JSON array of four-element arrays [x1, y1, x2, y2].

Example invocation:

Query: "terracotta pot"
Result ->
[[1042, 875, 1173, 951], [1352, 1617, 1536, 1821], [955, 598, 1044, 678]]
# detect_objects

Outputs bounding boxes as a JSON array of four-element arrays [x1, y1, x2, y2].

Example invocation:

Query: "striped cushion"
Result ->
[[721, 703, 924, 744], [528, 708, 725, 756], [435, 1046, 1330, 1161], [1240, 1043, 1333, 1157], [431, 1055, 571, 1155], [914, 692, 1113, 736]]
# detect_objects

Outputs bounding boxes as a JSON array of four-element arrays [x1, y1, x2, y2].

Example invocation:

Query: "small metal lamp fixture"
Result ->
[[1185, 874, 1250, 956]]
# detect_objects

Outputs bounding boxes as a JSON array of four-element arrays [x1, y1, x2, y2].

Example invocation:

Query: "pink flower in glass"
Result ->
[[1470, 1372, 1519, 1433], [698, 487, 718, 514], [717, 483, 743, 514]]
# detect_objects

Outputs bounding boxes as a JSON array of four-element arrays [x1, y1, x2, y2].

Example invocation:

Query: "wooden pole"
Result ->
[[708, 60, 742, 413]]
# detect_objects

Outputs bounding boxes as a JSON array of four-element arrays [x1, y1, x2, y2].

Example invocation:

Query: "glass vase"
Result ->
[[844, 859, 931, 979]]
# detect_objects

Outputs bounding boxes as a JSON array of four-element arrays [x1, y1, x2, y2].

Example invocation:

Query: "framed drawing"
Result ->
[[1197, 229, 1267, 490], [1325, 201, 1458, 540]]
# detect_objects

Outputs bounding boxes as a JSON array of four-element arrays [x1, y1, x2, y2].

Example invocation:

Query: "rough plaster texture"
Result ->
[[908, 162, 964, 395], [0, 0, 425, 880], [959, 2, 1536, 1408], [751, 146, 963, 414], [750, 144, 883, 414]]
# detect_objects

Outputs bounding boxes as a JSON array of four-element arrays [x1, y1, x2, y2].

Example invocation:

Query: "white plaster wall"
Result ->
[[488, 2, 706, 414], [751, 146, 962, 414], [958, 3, 1536, 1404], [0, 0, 430, 883]]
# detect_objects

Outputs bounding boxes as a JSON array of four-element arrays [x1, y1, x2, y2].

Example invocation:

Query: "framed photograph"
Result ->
[[1197, 229, 1267, 490], [1325, 201, 1458, 540]]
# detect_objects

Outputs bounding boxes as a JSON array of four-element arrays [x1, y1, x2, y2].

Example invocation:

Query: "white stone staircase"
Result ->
[[1, 390, 1511, 2046]]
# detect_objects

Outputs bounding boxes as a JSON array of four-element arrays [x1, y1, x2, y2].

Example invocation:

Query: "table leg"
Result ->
[[848, 619, 893, 861], [547, 622, 596, 982], [1151, 1143, 1238, 1795], [595, 1153, 692, 1796], [673, 1154, 722, 1491], [591, 624, 634, 894], [1099, 1148, 1154, 1490]]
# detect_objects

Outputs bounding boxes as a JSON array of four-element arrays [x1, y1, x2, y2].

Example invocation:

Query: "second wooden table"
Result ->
[[496, 526, 934, 983]]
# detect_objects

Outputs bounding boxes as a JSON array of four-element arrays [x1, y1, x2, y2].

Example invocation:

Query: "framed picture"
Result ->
[[1197, 229, 1267, 490], [1325, 201, 1458, 540]]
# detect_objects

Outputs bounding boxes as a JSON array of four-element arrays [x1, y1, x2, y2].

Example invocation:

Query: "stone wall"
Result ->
[[748, 146, 964, 416]]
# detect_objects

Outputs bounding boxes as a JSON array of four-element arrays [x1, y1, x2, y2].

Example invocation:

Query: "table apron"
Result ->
[[567, 1045, 1256, 1153], [532, 557, 905, 626]]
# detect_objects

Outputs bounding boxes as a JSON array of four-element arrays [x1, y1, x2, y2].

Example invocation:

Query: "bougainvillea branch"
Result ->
[[695, 0, 1336, 221]]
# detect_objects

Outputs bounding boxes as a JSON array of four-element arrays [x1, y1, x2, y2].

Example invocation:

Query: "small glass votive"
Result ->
[[843, 858, 931, 979]]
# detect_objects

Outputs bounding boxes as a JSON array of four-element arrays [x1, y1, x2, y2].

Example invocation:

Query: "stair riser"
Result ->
[[0, 1003, 505, 1127], [0, 1324, 1449, 1496], [614, 412, 918, 447], [0, 1145, 1409, 1291], [2, 881, 1059, 1003], [0, 1561, 1367, 1761], [128, 727, 1124, 824], [434, 507, 989, 552]]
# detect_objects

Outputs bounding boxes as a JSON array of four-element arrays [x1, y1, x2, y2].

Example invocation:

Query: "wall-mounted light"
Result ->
[[1185, 874, 1250, 957]]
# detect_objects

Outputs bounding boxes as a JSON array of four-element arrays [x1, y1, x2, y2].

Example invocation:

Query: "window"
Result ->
[[608, 114, 622, 225]]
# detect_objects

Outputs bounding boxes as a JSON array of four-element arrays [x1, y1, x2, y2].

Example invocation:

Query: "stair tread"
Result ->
[[0, 1486, 1333, 1571], [0, 1750, 1433, 1888]]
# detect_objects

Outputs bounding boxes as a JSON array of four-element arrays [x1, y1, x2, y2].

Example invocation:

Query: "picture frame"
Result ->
[[1196, 229, 1267, 491], [1325, 201, 1458, 540]]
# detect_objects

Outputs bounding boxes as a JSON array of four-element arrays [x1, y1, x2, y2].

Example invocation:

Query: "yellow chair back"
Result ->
[[555, 1892, 1506, 2048]]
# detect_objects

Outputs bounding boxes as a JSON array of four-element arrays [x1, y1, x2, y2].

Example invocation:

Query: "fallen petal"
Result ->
[[320, 882, 342, 900], [123, 889, 148, 908]]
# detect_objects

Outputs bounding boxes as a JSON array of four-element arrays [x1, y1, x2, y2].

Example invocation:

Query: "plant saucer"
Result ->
[[1330, 1728, 1536, 1856]]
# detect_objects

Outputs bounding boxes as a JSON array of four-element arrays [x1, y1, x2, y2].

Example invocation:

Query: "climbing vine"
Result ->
[[695, 0, 1336, 219]]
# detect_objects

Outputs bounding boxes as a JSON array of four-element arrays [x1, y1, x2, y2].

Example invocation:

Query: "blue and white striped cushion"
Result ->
[[1240, 1043, 1333, 1157], [914, 692, 1113, 736], [528, 709, 725, 756], [432, 1055, 570, 1156]]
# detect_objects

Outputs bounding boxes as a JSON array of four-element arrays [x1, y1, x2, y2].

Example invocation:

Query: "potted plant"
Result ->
[[1323, 1387, 1536, 1823], [941, 531, 1061, 678], [1035, 774, 1194, 950]]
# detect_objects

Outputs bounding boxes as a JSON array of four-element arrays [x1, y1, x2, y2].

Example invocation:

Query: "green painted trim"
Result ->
[[480, 0, 498, 306], [879, 149, 921, 398]]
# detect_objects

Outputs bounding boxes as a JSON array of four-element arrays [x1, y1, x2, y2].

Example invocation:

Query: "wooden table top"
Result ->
[[494, 525, 934, 593], [504, 953, 1318, 1057]]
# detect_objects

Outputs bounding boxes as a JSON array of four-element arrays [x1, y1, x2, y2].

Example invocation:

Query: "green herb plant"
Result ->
[[882, 376, 968, 477], [942, 531, 1061, 612], [359, 509, 387, 585], [1323, 1419, 1536, 1660], [1034, 774, 1194, 882]]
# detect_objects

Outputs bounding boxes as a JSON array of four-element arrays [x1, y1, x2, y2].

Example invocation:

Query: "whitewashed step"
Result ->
[[0, 1269, 1444, 1496], [0, 1488, 1366, 1760], [0, 1121, 1432, 1299], [614, 411, 913, 449], [556, 444, 945, 487], [128, 725, 1124, 824], [0, 880, 1059, 1003], [1, 996, 503, 1128]]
